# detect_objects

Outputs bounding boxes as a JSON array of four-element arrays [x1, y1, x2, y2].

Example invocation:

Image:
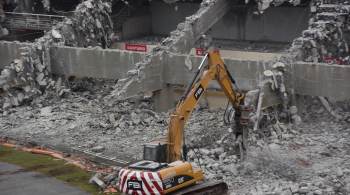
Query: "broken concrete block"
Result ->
[[40, 106, 53, 116], [91, 145, 105, 153], [89, 173, 106, 189]]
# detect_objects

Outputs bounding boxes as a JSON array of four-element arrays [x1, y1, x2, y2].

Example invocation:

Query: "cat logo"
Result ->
[[194, 85, 204, 100], [178, 177, 185, 184]]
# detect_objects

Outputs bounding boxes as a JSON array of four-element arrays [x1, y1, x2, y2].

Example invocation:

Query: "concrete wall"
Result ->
[[0, 41, 28, 69], [291, 62, 350, 100], [1, 41, 350, 101], [150, 2, 309, 43], [50, 46, 144, 79], [164, 54, 273, 91]]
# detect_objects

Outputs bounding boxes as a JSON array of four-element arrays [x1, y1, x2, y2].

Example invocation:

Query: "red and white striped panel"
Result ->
[[118, 168, 164, 195]]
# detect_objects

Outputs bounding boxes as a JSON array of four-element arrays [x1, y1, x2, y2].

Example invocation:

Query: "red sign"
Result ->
[[323, 56, 344, 65], [196, 48, 206, 56], [125, 43, 147, 52]]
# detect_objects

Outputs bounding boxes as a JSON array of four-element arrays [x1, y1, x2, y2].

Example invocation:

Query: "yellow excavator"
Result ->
[[117, 50, 250, 195]]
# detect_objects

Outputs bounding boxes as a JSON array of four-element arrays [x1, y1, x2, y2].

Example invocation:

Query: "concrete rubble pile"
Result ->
[[184, 99, 350, 195], [42, 0, 50, 12], [178, 59, 350, 194], [0, 77, 349, 194], [0, 1, 349, 194], [0, 0, 113, 111], [0, 78, 169, 159], [291, 2, 350, 64], [0, 0, 8, 38]]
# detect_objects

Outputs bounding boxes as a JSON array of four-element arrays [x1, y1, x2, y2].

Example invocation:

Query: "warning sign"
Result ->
[[125, 43, 147, 52]]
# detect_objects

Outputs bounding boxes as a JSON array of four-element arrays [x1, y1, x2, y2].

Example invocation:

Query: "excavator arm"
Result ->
[[119, 50, 246, 195], [167, 51, 245, 162]]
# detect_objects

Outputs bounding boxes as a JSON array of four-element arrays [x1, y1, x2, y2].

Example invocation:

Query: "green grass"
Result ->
[[0, 146, 119, 195]]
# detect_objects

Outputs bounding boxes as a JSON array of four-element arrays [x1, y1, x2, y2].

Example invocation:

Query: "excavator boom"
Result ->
[[167, 50, 245, 162], [117, 50, 246, 195]]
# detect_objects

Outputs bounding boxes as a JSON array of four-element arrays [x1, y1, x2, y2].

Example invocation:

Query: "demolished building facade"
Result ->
[[0, 0, 350, 194]]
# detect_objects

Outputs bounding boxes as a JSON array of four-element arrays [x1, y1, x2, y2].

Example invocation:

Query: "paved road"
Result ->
[[0, 162, 89, 195]]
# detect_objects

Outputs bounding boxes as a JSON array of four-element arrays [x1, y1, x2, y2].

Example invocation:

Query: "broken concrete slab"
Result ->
[[110, 0, 233, 100]]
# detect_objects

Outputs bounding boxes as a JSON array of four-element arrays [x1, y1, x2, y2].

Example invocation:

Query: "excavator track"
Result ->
[[170, 181, 228, 195]]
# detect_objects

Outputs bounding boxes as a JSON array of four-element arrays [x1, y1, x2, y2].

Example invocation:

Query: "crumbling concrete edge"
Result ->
[[110, 0, 233, 100]]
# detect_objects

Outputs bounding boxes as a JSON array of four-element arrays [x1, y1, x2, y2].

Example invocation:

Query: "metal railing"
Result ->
[[3, 12, 65, 31]]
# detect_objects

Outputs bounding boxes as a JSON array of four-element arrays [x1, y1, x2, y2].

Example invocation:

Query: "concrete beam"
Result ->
[[168, 0, 232, 53], [113, 0, 232, 99]]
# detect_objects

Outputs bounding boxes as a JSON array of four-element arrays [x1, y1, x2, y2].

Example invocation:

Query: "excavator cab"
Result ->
[[143, 140, 167, 163], [117, 50, 248, 195]]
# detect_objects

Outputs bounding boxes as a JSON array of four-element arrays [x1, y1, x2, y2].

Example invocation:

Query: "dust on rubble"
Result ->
[[1, 77, 350, 194], [0, 78, 168, 161], [185, 98, 350, 195]]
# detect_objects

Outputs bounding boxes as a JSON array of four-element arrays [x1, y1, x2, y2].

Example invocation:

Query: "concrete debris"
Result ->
[[291, 3, 350, 64], [42, 0, 50, 12], [246, 0, 301, 14], [89, 173, 107, 189], [0, 78, 168, 160], [91, 145, 105, 153], [89, 170, 120, 191], [1, 1, 350, 195], [186, 99, 350, 195], [110, 0, 231, 100], [40, 106, 53, 116], [0, 0, 113, 110], [318, 96, 343, 120], [250, 61, 301, 135], [0, 0, 8, 38], [0, 77, 350, 194]]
